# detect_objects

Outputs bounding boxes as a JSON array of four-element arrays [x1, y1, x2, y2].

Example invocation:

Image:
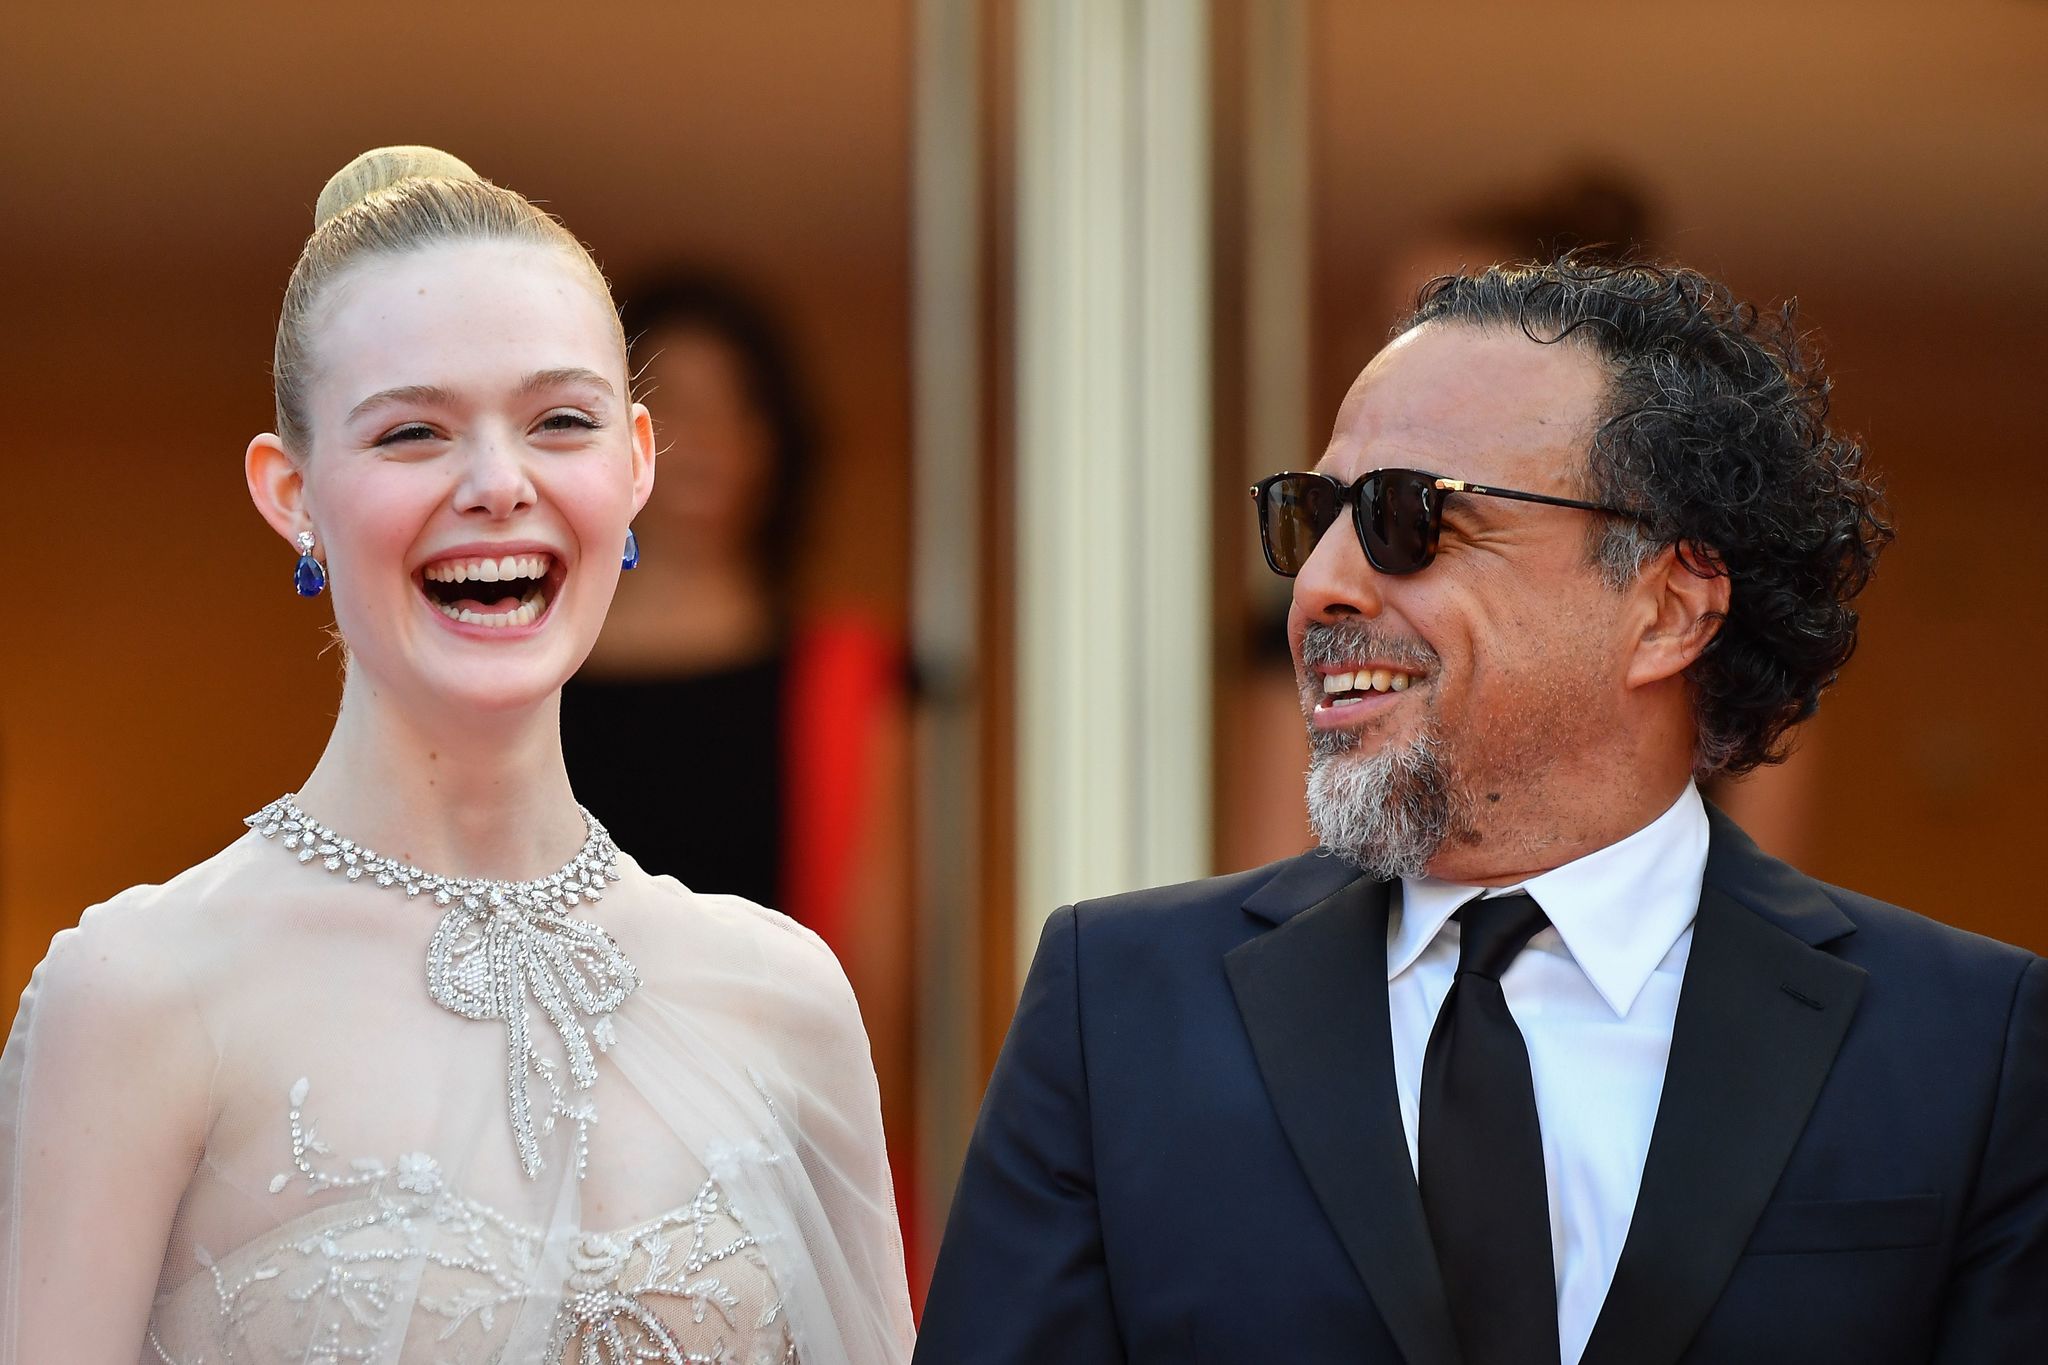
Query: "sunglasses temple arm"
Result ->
[[1436, 479, 1636, 518]]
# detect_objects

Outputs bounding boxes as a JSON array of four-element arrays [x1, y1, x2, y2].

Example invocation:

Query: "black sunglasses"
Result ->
[[1250, 468, 1642, 577]]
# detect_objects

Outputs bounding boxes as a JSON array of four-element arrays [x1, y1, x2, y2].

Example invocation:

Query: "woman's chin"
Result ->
[[386, 636, 589, 716], [415, 663, 573, 715], [333, 590, 600, 715]]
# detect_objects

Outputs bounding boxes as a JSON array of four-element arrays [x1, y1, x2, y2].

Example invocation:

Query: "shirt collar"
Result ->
[[1388, 782, 1709, 1017]]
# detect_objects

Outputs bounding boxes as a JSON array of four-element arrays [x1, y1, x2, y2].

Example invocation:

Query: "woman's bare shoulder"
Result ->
[[626, 862, 839, 964], [621, 867, 866, 1044], [21, 832, 272, 1026]]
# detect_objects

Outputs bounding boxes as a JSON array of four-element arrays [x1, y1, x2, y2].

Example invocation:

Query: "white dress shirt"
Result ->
[[1389, 782, 1709, 1365]]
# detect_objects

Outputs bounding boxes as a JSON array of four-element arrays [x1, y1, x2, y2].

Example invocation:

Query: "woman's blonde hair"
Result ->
[[273, 146, 623, 455]]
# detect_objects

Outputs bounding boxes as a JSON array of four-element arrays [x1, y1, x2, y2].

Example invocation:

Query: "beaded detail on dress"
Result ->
[[246, 797, 635, 1181], [145, 1081, 800, 1365]]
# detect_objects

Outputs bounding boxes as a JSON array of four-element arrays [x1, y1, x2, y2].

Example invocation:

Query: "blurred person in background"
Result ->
[[559, 271, 917, 1259], [921, 259, 2045, 1362], [0, 149, 913, 1363], [1226, 166, 1822, 872]]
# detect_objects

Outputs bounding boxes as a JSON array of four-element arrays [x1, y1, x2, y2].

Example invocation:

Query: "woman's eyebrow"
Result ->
[[517, 367, 615, 398], [347, 383, 456, 423], [344, 370, 614, 424]]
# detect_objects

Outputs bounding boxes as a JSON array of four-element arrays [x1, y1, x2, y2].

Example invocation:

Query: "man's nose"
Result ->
[[1291, 518, 1386, 622]]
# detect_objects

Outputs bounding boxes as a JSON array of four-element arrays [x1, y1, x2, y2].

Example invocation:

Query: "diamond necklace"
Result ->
[[246, 793, 637, 1181]]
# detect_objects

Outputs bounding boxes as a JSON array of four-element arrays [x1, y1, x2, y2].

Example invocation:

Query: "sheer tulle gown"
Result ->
[[0, 801, 914, 1364]]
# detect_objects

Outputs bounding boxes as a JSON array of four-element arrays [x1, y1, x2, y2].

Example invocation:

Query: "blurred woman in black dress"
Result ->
[[562, 275, 816, 909], [559, 271, 915, 1242]]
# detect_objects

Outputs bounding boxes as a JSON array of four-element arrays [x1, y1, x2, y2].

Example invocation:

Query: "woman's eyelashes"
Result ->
[[535, 409, 602, 435], [367, 410, 602, 449], [375, 422, 441, 447]]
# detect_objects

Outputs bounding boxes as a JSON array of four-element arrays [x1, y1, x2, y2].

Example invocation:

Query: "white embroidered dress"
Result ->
[[0, 813, 914, 1364]]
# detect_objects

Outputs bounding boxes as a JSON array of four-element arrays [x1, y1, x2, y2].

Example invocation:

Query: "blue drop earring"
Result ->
[[622, 527, 641, 571], [293, 531, 327, 598]]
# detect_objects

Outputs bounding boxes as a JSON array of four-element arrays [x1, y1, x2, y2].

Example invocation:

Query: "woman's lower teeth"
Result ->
[[433, 591, 546, 628]]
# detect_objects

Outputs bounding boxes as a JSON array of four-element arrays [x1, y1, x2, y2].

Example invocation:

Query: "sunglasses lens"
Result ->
[[1258, 475, 1339, 577], [1361, 469, 1436, 574]]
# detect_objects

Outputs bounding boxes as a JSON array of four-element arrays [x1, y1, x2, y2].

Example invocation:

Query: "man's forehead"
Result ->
[[1318, 323, 1608, 484]]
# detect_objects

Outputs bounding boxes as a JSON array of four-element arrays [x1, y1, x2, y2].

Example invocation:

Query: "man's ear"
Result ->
[[246, 433, 311, 548], [628, 401, 657, 516], [1625, 541, 1731, 689]]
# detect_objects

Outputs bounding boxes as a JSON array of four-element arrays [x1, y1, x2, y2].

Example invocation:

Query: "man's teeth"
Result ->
[[1320, 668, 1412, 696], [431, 590, 548, 628], [422, 553, 553, 584]]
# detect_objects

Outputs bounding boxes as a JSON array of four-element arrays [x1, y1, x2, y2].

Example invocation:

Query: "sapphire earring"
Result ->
[[293, 531, 327, 598], [622, 527, 641, 571]]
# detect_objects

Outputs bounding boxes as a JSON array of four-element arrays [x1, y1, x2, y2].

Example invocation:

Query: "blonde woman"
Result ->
[[0, 147, 914, 1364]]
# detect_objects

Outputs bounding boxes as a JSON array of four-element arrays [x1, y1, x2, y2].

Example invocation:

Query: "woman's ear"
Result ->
[[246, 433, 311, 547], [1624, 541, 1732, 690], [628, 401, 657, 516]]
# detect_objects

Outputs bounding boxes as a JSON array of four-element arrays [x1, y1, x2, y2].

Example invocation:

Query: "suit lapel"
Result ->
[[1581, 812, 1866, 1365], [1226, 860, 1462, 1365]]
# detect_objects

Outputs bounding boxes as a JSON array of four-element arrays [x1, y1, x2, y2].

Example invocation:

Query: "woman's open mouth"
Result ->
[[416, 551, 563, 630]]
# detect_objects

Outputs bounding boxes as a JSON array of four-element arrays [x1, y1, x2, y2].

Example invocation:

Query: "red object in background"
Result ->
[[779, 615, 923, 1308], [781, 617, 896, 951]]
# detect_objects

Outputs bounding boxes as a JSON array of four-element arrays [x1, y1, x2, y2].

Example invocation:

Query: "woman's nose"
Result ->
[[454, 433, 538, 518]]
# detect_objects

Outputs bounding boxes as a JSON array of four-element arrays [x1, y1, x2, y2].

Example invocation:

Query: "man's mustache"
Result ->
[[1299, 621, 1439, 673]]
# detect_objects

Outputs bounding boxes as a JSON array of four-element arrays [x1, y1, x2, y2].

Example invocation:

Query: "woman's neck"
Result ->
[[291, 666, 588, 883]]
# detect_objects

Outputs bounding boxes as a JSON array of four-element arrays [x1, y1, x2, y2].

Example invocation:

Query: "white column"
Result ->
[[1014, 0, 1212, 974], [911, 0, 983, 1273]]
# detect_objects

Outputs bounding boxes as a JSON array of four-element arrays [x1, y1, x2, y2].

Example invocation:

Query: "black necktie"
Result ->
[[1419, 891, 1560, 1365]]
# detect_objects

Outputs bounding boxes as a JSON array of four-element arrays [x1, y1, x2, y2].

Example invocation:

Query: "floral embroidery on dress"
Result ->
[[546, 1189, 797, 1365], [145, 1080, 799, 1365]]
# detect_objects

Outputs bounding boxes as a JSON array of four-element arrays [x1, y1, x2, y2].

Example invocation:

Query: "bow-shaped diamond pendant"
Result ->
[[248, 796, 635, 1182], [427, 885, 639, 1179]]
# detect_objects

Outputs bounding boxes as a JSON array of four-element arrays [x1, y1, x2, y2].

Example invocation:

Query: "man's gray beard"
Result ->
[[1305, 727, 1457, 880]]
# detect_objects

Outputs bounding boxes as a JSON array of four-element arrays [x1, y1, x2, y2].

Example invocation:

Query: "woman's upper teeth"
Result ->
[[423, 553, 552, 584], [1321, 668, 1412, 695]]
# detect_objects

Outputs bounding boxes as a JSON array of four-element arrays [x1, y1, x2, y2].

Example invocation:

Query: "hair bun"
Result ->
[[314, 146, 481, 228]]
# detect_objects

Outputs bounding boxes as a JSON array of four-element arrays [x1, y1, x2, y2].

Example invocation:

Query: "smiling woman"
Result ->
[[0, 148, 914, 1365]]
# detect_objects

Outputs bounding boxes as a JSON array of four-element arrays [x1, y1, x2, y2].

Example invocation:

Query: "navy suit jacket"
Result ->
[[916, 811, 2048, 1363]]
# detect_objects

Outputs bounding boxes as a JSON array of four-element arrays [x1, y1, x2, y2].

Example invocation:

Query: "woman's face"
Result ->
[[280, 239, 653, 714]]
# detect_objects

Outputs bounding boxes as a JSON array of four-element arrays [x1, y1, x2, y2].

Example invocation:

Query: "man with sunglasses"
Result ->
[[917, 259, 2046, 1365]]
